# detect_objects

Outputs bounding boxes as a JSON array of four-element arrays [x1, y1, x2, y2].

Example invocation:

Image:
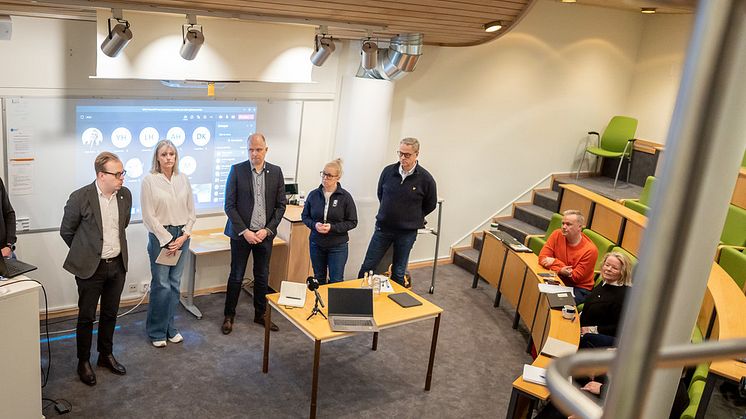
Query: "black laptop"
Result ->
[[327, 288, 379, 332], [0, 256, 38, 278]]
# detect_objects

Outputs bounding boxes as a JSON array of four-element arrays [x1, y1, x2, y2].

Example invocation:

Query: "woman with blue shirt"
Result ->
[[141, 140, 196, 348], [301, 158, 358, 283]]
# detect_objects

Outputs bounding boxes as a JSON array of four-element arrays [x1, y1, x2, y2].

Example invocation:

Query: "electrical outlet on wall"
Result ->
[[140, 281, 150, 293], [128, 283, 138, 293]]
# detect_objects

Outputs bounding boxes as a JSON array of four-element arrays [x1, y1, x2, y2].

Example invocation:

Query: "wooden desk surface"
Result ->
[[706, 263, 746, 381], [267, 279, 443, 342], [189, 228, 287, 255], [283, 205, 303, 223]]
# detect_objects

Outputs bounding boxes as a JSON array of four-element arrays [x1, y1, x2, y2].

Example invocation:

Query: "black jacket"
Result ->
[[0, 177, 16, 248], [375, 162, 437, 231], [301, 183, 357, 248], [223, 161, 287, 239], [580, 283, 630, 337]]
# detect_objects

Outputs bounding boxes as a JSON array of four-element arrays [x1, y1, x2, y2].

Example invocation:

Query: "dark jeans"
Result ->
[[309, 241, 348, 284], [358, 227, 417, 285], [580, 332, 616, 349], [224, 237, 272, 318], [573, 287, 591, 305], [75, 255, 126, 361]]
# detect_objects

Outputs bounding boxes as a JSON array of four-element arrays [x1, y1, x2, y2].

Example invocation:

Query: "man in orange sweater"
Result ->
[[538, 209, 598, 304]]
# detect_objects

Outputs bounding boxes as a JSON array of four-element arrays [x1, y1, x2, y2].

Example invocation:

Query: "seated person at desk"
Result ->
[[301, 158, 358, 284], [538, 210, 598, 304], [579, 252, 633, 349]]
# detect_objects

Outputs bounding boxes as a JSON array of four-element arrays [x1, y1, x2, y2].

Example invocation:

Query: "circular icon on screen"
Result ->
[[166, 127, 186, 147], [192, 127, 211, 147], [111, 127, 132, 149], [81, 128, 104, 147], [139, 127, 160, 148], [179, 155, 197, 175], [125, 158, 144, 179]]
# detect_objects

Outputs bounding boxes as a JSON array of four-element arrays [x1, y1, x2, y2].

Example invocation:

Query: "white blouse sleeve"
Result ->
[[140, 174, 173, 247]]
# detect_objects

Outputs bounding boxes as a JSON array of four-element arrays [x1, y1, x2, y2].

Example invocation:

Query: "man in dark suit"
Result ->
[[222, 133, 286, 334], [60, 152, 132, 386]]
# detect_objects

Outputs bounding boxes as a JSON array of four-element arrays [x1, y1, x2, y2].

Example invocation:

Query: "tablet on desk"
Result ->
[[388, 292, 422, 308]]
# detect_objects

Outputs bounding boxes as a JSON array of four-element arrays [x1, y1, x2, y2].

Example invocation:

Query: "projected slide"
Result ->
[[76, 100, 257, 218]]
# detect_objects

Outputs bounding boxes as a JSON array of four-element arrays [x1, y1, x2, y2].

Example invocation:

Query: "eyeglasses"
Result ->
[[397, 151, 416, 159], [319, 171, 338, 179], [102, 170, 127, 178]]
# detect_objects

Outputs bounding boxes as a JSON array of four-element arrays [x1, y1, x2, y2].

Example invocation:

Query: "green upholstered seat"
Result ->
[[720, 204, 746, 247], [623, 176, 656, 215], [527, 212, 563, 255], [611, 246, 638, 268], [717, 246, 746, 290], [691, 326, 704, 344], [680, 380, 706, 419], [742, 148, 746, 167], [583, 229, 615, 271], [576, 116, 638, 189]]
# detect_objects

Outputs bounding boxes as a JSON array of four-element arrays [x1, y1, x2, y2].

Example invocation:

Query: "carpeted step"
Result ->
[[453, 248, 480, 274], [514, 204, 553, 231], [495, 218, 545, 244], [534, 189, 559, 213], [472, 232, 485, 252]]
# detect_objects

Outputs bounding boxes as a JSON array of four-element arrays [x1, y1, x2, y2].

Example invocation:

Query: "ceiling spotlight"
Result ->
[[100, 9, 132, 57], [641, 7, 657, 14], [310, 32, 335, 67], [483, 21, 503, 33], [361, 39, 378, 70], [180, 14, 204, 60]]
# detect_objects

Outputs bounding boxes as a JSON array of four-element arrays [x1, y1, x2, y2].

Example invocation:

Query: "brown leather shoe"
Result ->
[[77, 360, 96, 386], [222, 315, 234, 335], [254, 317, 279, 331], [97, 353, 126, 375]]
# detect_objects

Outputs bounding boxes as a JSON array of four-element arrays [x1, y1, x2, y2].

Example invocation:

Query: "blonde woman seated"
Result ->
[[141, 140, 196, 348], [579, 251, 633, 349]]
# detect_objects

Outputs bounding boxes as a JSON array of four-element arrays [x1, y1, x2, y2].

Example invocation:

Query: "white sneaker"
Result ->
[[168, 333, 183, 344], [152, 340, 167, 348]]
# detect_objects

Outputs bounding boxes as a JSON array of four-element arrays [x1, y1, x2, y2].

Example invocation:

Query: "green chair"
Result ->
[[623, 176, 656, 216], [583, 229, 615, 272], [526, 213, 562, 255], [741, 148, 746, 167], [576, 116, 639, 189], [680, 380, 706, 419], [720, 204, 746, 247], [717, 246, 746, 290]]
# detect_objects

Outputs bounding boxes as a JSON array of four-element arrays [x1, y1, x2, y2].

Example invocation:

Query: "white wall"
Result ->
[[389, 0, 649, 262], [625, 14, 693, 142]]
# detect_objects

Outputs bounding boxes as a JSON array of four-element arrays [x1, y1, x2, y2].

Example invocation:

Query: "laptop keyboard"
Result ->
[[4, 259, 37, 278], [335, 319, 373, 327]]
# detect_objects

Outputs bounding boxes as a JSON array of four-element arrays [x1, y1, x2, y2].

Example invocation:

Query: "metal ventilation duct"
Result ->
[[357, 33, 423, 81]]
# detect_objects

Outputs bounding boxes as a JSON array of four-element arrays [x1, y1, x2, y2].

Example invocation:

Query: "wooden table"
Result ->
[[181, 228, 287, 319], [263, 279, 444, 418]]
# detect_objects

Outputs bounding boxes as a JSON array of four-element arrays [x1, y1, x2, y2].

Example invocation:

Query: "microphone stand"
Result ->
[[307, 289, 327, 320]]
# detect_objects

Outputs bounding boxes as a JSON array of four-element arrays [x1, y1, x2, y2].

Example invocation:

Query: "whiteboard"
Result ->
[[2, 97, 303, 231]]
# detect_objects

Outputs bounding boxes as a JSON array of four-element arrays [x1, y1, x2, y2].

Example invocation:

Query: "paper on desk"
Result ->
[[379, 277, 394, 293], [538, 283, 575, 296], [541, 337, 577, 358], [155, 249, 182, 266], [522, 364, 547, 386]]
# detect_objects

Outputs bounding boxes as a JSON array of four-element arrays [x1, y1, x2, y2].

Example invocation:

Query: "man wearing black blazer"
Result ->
[[222, 133, 286, 334], [60, 152, 132, 386]]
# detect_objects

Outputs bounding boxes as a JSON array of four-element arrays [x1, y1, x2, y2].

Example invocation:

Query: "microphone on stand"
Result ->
[[306, 276, 325, 307]]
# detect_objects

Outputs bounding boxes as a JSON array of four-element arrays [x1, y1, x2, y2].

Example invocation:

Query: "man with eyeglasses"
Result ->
[[60, 151, 132, 386], [222, 133, 286, 334], [358, 137, 438, 287]]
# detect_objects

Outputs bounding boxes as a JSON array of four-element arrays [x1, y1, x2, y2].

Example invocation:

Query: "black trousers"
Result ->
[[224, 237, 273, 318], [75, 256, 126, 361]]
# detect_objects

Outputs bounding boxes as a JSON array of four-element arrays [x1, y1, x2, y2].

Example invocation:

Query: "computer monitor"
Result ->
[[285, 183, 298, 195]]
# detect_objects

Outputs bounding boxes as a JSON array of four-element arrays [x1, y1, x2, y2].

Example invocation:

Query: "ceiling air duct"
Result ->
[[357, 33, 423, 81]]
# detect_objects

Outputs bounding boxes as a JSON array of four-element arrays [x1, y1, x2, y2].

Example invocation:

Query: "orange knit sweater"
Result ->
[[538, 229, 598, 290]]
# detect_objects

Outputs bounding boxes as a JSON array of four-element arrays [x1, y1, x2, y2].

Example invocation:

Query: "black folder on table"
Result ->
[[388, 292, 423, 308], [546, 291, 575, 309]]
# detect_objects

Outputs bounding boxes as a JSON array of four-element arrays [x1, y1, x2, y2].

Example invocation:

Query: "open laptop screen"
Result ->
[[328, 288, 373, 316]]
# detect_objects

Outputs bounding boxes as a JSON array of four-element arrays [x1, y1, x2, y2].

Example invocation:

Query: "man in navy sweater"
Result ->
[[358, 137, 438, 286]]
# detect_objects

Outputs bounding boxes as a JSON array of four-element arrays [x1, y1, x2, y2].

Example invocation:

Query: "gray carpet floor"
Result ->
[[557, 176, 643, 201], [38, 264, 744, 418]]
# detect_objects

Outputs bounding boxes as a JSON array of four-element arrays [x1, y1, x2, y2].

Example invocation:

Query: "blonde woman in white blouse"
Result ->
[[141, 140, 196, 348]]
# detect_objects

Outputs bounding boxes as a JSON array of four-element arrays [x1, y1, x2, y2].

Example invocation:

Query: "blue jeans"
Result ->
[[358, 227, 417, 285], [580, 332, 616, 349], [309, 241, 348, 284], [146, 226, 190, 342]]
